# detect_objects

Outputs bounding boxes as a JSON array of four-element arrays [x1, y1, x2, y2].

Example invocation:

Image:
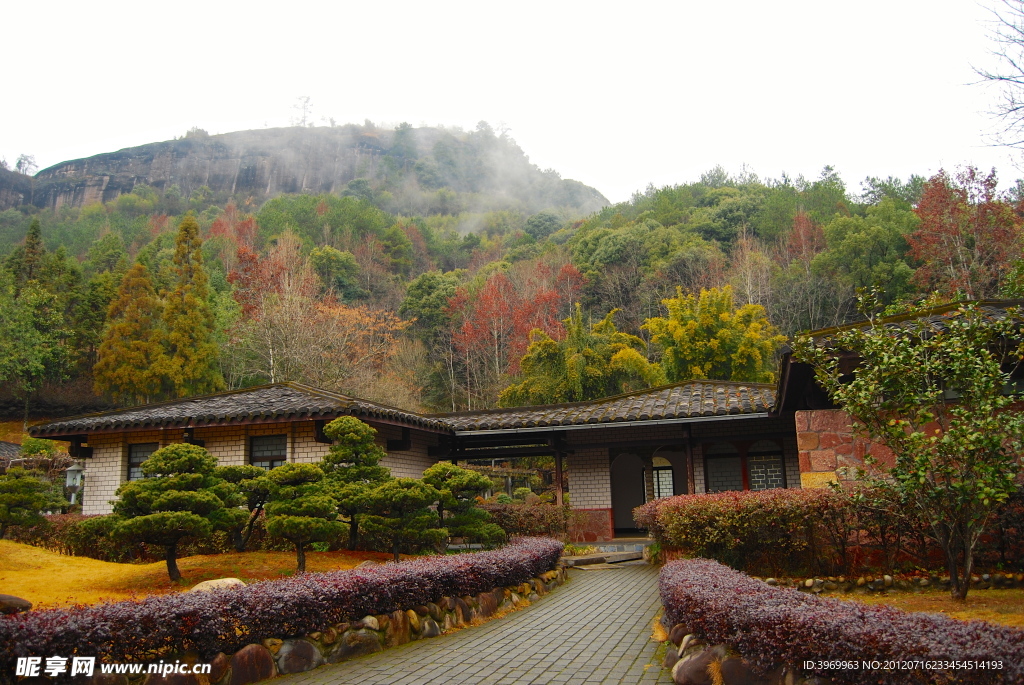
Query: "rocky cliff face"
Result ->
[[3, 126, 608, 214]]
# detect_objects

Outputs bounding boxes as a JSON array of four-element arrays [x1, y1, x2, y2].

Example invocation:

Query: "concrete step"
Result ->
[[562, 551, 643, 567]]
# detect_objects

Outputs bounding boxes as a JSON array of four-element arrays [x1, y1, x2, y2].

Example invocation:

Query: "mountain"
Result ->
[[0, 124, 608, 215]]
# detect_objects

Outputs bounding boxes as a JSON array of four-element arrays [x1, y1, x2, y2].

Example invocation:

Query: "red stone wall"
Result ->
[[794, 409, 893, 488]]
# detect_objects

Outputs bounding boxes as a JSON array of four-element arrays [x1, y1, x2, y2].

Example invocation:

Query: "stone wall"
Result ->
[[152, 564, 568, 685], [794, 409, 893, 489]]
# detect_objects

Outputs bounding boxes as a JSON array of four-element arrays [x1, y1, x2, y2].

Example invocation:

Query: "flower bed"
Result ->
[[659, 558, 1024, 685], [0, 537, 563, 674]]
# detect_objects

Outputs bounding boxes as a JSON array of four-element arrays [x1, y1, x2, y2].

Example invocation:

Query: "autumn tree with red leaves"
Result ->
[[908, 167, 1022, 299]]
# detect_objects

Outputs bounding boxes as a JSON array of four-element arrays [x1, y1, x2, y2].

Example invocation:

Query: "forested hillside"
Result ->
[[1, 126, 1022, 419]]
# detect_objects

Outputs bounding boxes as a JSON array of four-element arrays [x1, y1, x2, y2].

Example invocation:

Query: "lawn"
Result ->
[[0, 540, 394, 609], [832, 588, 1024, 628]]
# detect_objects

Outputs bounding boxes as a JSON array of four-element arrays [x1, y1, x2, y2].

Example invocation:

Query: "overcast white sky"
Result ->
[[3, 0, 1020, 203]]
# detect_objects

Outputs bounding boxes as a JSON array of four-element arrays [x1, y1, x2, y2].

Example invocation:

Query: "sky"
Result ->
[[3, 0, 1022, 204]]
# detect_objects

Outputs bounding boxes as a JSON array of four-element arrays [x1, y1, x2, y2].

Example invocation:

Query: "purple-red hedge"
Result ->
[[0, 537, 562, 671], [660, 559, 1024, 685]]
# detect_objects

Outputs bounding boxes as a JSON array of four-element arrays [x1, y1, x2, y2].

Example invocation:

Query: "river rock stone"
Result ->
[[427, 602, 444, 621], [421, 618, 441, 638], [478, 590, 498, 617], [406, 609, 421, 633], [187, 578, 245, 593], [228, 644, 275, 685], [320, 627, 338, 645], [668, 624, 689, 646], [209, 653, 230, 683], [386, 609, 410, 647], [276, 639, 323, 675], [359, 615, 379, 631], [883, 575, 893, 588], [672, 644, 726, 685], [719, 656, 771, 685], [0, 594, 31, 614], [328, 629, 382, 663], [262, 638, 283, 655], [443, 612, 456, 631], [454, 597, 472, 624]]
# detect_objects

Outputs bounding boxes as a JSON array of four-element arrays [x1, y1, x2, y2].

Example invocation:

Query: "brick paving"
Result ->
[[275, 564, 673, 685]]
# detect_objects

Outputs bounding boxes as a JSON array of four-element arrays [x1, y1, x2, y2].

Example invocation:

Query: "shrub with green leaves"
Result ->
[[363, 478, 446, 562], [112, 444, 246, 581], [0, 467, 65, 538], [422, 463, 504, 547], [265, 463, 347, 572], [320, 416, 392, 550]]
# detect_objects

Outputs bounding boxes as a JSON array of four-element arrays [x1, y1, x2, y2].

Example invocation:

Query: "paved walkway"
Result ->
[[276, 563, 673, 685]]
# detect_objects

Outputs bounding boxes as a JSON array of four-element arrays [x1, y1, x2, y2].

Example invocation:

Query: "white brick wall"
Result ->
[[566, 447, 611, 509], [80, 420, 444, 514]]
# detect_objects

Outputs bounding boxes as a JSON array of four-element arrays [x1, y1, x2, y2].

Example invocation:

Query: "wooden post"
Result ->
[[554, 451, 564, 506]]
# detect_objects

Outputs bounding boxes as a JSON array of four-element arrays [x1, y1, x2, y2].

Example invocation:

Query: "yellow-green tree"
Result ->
[[93, 262, 167, 404], [162, 215, 224, 396], [643, 285, 785, 383], [499, 305, 664, 406]]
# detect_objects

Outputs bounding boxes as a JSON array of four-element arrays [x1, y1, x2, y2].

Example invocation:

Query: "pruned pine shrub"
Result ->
[[659, 558, 1024, 685], [0, 537, 563, 672]]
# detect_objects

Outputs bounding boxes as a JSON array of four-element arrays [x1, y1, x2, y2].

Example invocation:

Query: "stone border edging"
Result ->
[[111, 563, 569, 685]]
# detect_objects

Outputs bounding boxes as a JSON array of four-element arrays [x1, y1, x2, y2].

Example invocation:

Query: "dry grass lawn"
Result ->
[[0, 540, 394, 609], [835, 588, 1024, 628]]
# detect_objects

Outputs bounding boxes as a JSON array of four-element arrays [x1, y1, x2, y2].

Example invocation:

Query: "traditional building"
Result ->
[[29, 380, 800, 541]]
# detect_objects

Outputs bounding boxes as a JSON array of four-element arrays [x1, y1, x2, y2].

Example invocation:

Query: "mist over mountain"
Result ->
[[0, 122, 608, 215]]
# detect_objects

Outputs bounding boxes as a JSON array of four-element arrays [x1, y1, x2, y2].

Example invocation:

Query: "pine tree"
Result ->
[[319, 416, 392, 550], [93, 263, 168, 404], [264, 463, 346, 572], [163, 215, 224, 396], [113, 444, 247, 582]]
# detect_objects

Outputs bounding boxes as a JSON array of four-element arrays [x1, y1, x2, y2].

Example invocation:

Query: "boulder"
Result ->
[[262, 638, 283, 655], [421, 618, 442, 638], [672, 645, 726, 685], [478, 590, 498, 618], [228, 644, 275, 685], [327, 629, 383, 663], [454, 597, 472, 625], [668, 624, 689, 646], [386, 609, 410, 647], [406, 609, 421, 634], [359, 615, 380, 631], [427, 602, 444, 621], [187, 578, 245, 593], [276, 639, 323, 675], [208, 653, 230, 683], [0, 594, 31, 614]]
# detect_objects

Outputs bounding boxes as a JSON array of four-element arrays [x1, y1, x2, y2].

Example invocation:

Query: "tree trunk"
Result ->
[[296, 542, 306, 573], [165, 543, 181, 582], [235, 508, 262, 552], [392, 540, 400, 564], [348, 514, 359, 551], [22, 395, 30, 432]]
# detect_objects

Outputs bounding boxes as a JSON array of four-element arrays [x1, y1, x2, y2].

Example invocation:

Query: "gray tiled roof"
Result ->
[[28, 381, 775, 439], [439, 381, 775, 433], [807, 300, 1024, 345], [0, 441, 21, 459], [28, 383, 451, 437]]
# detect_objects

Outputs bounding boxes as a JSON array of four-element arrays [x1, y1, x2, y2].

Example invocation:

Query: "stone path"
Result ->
[[275, 564, 673, 685]]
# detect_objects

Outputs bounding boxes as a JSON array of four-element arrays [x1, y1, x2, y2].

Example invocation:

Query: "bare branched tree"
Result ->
[[977, 0, 1024, 147]]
